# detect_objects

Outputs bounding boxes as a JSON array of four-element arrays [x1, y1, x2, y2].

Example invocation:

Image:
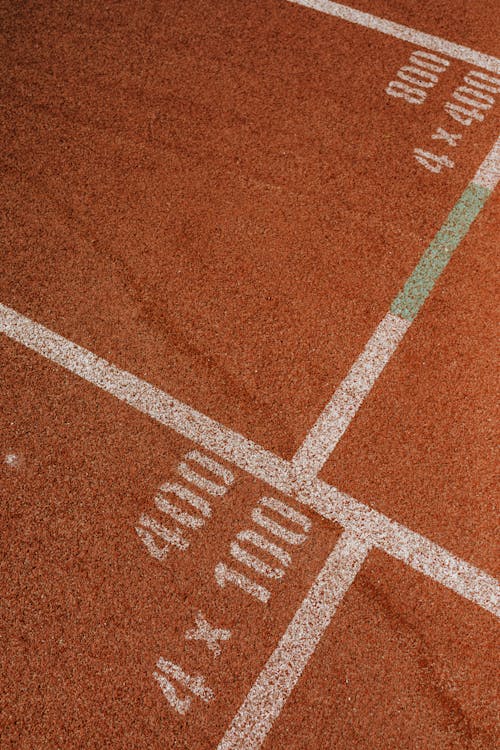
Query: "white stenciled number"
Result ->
[[215, 561, 271, 604], [214, 497, 312, 604], [135, 514, 189, 560], [413, 149, 454, 173], [445, 70, 500, 126], [136, 451, 234, 560], [185, 611, 231, 657], [386, 79, 427, 105], [386, 49, 449, 105], [153, 657, 214, 715]]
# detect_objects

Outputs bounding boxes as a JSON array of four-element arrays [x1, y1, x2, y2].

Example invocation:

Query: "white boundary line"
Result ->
[[473, 135, 500, 189], [218, 491, 500, 750], [1, 303, 498, 617], [1, 37, 499, 744], [298, 478, 499, 615], [285, 0, 500, 74], [219, 134, 500, 747], [292, 136, 500, 478], [217, 530, 370, 750], [292, 312, 410, 478], [0, 303, 294, 496]]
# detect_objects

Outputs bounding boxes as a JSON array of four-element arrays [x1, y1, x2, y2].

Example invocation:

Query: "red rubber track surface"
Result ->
[[1, 1, 498, 748]]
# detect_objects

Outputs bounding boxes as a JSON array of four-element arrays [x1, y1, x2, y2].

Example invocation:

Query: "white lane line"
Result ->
[[217, 530, 370, 750], [285, 0, 500, 74], [473, 135, 500, 190], [220, 484, 499, 750], [0, 303, 293, 496], [1, 302, 498, 616], [217, 126, 500, 750], [299, 478, 500, 617], [292, 312, 410, 478]]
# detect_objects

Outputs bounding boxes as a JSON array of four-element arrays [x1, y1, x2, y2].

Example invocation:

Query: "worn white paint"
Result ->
[[237, 529, 292, 568], [217, 530, 370, 749], [218, 128, 500, 747], [177, 461, 228, 497], [298, 478, 500, 617], [135, 514, 189, 559], [1, 302, 498, 614], [184, 450, 235, 487], [0, 303, 294, 495], [214, 561, 271, 604], [431, 127, 462, 147], [230, 541, 285, 580], [292, 311, 410, 478], [252, 507, 307, 546], [184, 611, 231, 657], [285, 0, 500, 74], [154, 492, 205, 530], [1, 10, 498, 743], [4, 453, 21, 467], [153, 658, 214, 715], [473, 135, 500, 189], [259, 496, 312, 532]]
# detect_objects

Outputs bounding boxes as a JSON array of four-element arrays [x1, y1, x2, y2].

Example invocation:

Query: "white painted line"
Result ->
[[217, 530, 370, 750], [218, 482, 499, 750], [0, 303, 293, 496], [292, 312, 410, 478], [1, 302, 498, 616], [299, 478, 500, 618], [3, 300, 499, 750], [291, 136, 497, 487], [285, 0, 500, 74], [473, 135, 500, 190], [3, 12, 498, 742]]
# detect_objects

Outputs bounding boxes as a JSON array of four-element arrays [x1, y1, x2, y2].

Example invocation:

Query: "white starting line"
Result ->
[[285, 0, 500, 75]]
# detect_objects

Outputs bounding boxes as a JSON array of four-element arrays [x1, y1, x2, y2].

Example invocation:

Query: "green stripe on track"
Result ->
[[391, 182, 491, 322]]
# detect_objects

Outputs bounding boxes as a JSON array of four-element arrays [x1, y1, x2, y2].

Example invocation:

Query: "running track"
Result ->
[[1, 1, 499, 748]]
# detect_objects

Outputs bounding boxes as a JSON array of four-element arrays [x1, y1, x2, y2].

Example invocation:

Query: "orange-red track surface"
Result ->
[[1, 2, 499, 749]]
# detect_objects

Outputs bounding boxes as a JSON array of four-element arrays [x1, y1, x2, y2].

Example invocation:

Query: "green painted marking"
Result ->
[[391, 182, 491, 322]]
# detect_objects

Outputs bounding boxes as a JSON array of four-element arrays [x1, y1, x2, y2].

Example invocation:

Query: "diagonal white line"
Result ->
[[285, 0, 500, 74], [297, 478, 499, 616], [293, 137, 500, 478], [220, 486, 498, 749], [217, 530, 370, 750], [473, 135, 500, 190], [292, 312, 410, 478], [1, 302, 497, 616], [0, 302, 294, 495], [220, 134, 499, 747]]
